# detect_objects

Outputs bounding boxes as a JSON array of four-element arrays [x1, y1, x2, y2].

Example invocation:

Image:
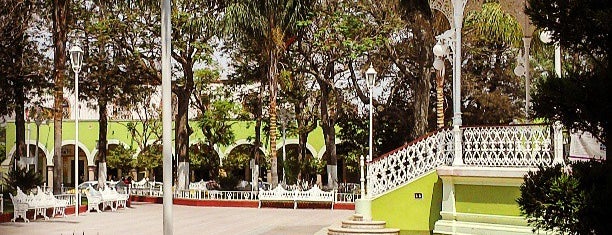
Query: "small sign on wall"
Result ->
[[414, 192, 423, 199]]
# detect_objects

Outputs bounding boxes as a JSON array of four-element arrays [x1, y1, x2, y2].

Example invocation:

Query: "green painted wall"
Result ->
[[4, 120, 328, 161], [455, 184, 522, 216], [372, 172, 443, 234]]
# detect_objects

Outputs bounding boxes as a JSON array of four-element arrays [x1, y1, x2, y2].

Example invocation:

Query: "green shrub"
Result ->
[[518, 161, 612, 234], [218, 174, 239, 190], [3, 166, 44, 194]]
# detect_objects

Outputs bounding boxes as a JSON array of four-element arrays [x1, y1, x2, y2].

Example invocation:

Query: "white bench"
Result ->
[[9, 187, 68, 222], [258, 185, 335, 209], [87, 186, 128, 212], [295, 185, 335, 210], [85, 187, 103, 213]]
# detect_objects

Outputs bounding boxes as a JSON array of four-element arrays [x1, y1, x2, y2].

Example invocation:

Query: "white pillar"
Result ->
[[74, 71, 80, 217], [368, 84, 373, 162], [451, 0, 466, 166], [161, 0, 174, 234], [523, 37, 532, 118], [554, 45, 561, 77]]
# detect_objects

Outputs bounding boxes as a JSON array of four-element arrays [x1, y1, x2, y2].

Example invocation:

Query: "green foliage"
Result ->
[[0, 126, 5, 164], [107, 146, 136, 174], [526, 0, 610, 155], [3, 166, 44, 194], [461, 1, 524, 125], [517, 161, 612, 234], [134, 146, 162, 173], [218, 174, 240, 191], [190, 143, 221, 180]]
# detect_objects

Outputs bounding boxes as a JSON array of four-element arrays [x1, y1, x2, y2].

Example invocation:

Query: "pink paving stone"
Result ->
[[0, 202, 353, 235]]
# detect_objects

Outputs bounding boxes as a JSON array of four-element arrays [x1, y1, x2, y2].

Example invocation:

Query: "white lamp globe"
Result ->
[[433, 58, 444, 71], [433, 44, 446, 57], [539, 30, 553, 44], [514, 65, 525, 76]]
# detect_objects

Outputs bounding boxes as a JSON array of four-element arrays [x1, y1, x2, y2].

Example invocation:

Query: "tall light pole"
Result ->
[[161, 0, 174, 234], [365, 65, 377, 163], [69, 45, 83, 217], [355, 64, 377, 221]]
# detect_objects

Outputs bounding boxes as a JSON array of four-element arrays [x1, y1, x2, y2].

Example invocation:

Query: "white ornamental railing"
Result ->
[[335, 192, 361, 203], [367, 124, 564, 197], [174, 190, 259, 201], [462, 124, 555, 167], [367, 128, 454, 197]]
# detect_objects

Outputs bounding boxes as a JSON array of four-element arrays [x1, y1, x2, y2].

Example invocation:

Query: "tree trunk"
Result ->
[[52, 0, 68, 194], [97, 98, 108, 189], [14, 85, 26, 169], [411, 12, 434, 139], [252, 81, 264, 189], [295, 104, 305, 181], [176, 88, 190, 190], [318, 78, 337, 189], [268, 50, 279, 187]]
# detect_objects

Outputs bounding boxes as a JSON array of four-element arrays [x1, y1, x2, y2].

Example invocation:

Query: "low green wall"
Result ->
[[455, 184, 522, 216], [371, 172, 443, 234]]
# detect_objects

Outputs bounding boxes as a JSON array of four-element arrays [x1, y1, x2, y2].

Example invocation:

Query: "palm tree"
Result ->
[[225, 0, 312, 187]]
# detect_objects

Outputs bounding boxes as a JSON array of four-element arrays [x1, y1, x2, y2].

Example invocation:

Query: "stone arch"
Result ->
[[275, 138, 318, 158], [60, 141, 91, 184], [189, 143, 222, 181], [224, 143, 267, 182], [315, 139, 343, 160], [91, 139, 133, 181], [223, 139, 268, 160], [6, 141, 52, 167]]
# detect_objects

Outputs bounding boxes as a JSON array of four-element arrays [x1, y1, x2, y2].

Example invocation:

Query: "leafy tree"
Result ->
[[0, 125, 6, 164], [0, 0, 51, 175], [225, 0, 313, 187], [460, 1, 524, 124], [51, 0, 70, 195], [3, 166, 44, 194], [518, 161, 612, 234], [526, 0, 610, 157], [190, 143, 221, 181], [106, 146, 136, 177], [73, 0, 159, 188], [171, 0, 225, 189]]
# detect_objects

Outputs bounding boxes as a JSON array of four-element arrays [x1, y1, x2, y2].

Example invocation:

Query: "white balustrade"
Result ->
[[367, 124, 565, 197], [335, 193, 361, 203], [462, 125, 554, 167], [367, 129, 454, 197]]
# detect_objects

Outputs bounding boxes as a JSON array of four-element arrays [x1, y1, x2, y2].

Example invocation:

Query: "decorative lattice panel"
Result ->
[[367, 129, 454, 197], [462, 125, 553, 167]]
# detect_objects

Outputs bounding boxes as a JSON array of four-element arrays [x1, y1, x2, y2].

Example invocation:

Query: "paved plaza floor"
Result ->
[[0, 202, 353, 235]]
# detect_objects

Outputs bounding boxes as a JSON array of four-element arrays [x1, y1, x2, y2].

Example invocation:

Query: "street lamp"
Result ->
[[433, 41, 449, 128], [69, 45, 83, 217], [365, 64, 377, 163], [540, 30, 561, 77]]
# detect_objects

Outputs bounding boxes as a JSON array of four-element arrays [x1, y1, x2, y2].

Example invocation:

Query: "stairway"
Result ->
[[327, 214, 400, 235]]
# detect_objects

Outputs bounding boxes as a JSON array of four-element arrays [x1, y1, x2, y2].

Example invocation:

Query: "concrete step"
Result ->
[[341, 220, 387, 229], [352, 214, 364, 221], [327, 227, 400, 235]]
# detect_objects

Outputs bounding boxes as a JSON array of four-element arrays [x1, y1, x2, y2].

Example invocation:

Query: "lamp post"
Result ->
[[69, 45, 83, 217], [161, 0, 174, 234], [26, 107, 31, 171], [355, 64, 377, 221], [539, 30, 561, 78], [433, 42, 449, 128], [365, 65, 377, 163]]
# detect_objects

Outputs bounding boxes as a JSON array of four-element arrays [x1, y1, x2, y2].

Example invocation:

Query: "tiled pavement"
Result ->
[[0, 202, 352, 235]]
